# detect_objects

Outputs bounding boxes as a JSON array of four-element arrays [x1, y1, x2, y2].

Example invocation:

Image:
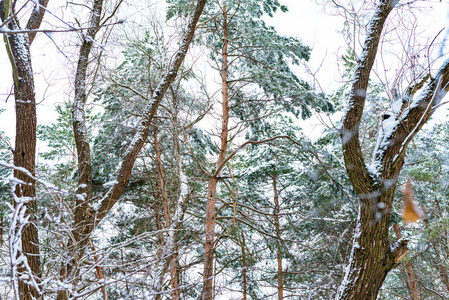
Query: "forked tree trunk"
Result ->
[[202, 4, 229, 299], [57, 2, 102, 299], [337, 0, 449, 298]]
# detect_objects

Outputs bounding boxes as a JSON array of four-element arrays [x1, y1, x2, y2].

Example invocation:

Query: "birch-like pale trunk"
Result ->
[[337, 0, 449, 298]]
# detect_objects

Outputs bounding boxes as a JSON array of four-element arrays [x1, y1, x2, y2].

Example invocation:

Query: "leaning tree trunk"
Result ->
[[58, 0, 207, 298], [1, 1, 49, 299], [337, 0, 449, 299]]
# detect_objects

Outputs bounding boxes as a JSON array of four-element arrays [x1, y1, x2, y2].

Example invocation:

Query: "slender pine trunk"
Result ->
[[241, 232, 248, 300], [202, 4, 229, 299], [272, 176, 283, 300]]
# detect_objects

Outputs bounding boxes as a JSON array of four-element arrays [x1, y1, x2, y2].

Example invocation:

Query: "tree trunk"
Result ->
[[336, 192, 408, 300], [337, 0, 449, 298], [272, 176, 283, 300], [1, 1, 49, 297], [57, 2, 103, 299], [203, 177, 219, 300], [241, 232, 248, 300], [153, 124, 180, 299], [11, 32, 41, 299], [202, 4, 229, 299]]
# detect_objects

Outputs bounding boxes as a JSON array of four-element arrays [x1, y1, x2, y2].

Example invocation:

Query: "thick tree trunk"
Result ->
[[11, 34, 41, 300], [202, 5, 229, 299], [1, 1, 48, 298], [2, 12, 44, 300], [336, 192, 408, 300], [336, 0, 441, 298]]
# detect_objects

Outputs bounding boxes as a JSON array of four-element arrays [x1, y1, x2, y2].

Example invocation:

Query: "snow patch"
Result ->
[[103, 180, 119, 188]]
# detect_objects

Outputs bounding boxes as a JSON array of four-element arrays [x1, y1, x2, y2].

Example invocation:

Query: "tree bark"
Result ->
[[203, 176, 219, 300], [337, 0, 449, 298], [11, 33, 41, 299], [241, 231, 248, 300], [202, 4, 229, 299], [153, 124, 180, 299], [1, 1, 48, 298], [57, 1, 102, 298], [273, 175, 284, 300]]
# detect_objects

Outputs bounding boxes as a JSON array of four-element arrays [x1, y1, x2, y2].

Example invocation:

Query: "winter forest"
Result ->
[[1, 0, 449, 299]]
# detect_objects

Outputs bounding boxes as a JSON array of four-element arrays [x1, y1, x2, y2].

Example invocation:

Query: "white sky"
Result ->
[[1, 0, 449, 146]]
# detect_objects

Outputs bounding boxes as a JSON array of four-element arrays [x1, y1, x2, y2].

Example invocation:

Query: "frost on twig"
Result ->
[[0, 161, 72, 298], [5, 177, 42, 299]]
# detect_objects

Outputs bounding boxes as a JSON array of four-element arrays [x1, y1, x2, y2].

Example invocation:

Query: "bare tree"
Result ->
[[336, 0, 449, 298]]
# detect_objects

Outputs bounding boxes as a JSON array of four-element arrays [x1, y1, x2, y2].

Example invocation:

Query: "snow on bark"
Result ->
[[56, 1, 207, 298], [371, 59, 449, 180], [5, 179, 42, 299], [337, 1, 403, 299], [340, 0, 398, 196], [96, 0, 207, 223], [336, 210, 362, 299]]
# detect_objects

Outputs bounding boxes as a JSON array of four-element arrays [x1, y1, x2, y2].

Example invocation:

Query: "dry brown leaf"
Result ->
[[402, 180, 425, 223]]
